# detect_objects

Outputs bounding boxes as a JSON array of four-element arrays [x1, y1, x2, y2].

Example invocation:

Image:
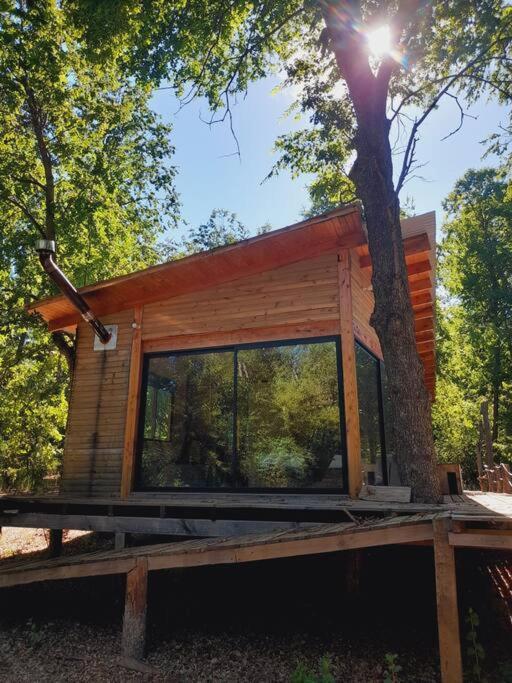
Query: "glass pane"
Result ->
[[380, 364, 399, 484], [237, 341, 343, 488], [139, 352, 234, 488], [355, 344, 383, 485]]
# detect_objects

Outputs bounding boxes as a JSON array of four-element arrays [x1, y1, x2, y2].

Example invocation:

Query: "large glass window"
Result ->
[[138, 351, 234, 488], [355, 343, 388, 485], [136, 338, 345, 490]]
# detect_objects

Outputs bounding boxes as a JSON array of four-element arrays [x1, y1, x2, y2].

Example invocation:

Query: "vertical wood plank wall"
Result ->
[[61, 309, 133, 495], [63, 251, 380, 498]]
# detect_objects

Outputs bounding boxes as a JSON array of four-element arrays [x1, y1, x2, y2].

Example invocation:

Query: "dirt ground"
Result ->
[[0, 527, 510, 682]]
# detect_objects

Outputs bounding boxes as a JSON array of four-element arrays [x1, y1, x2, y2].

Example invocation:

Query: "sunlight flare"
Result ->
[[367, 24, 392, 59]]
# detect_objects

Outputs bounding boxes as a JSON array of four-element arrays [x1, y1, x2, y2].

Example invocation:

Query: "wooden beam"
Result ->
[[143, 320, 339, 353], [433, 517, 463, 683], [338, 250, 362, 498], [363, 258, 432, 277], [122, 557, 148, 660], [409, 277, 432, 294], [121, 306, 143, 498], [448, 531, 512, 550], [359, 234, 431, 269], [0, 513, 323, 538], [411, 291, 432, 307], [415, 317, 434, 334]]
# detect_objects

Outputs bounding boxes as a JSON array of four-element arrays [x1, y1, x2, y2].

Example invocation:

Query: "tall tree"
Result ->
[[76, 0, 511, 500], [0, 1, 179, 490], [439, 168, 512, 461]]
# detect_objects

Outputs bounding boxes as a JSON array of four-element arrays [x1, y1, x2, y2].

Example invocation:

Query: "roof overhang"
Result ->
[[28, 204, 366, 331], [28, 205, 436, 392]]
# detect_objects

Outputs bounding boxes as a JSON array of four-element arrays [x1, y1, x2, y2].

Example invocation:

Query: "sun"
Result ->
[[367, 25, 392, 59]]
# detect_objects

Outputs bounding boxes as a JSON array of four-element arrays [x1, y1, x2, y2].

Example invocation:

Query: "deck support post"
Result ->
[[344, 549, 362, 597], [337, 249, 362, 498], [48, 528, 63, 557], [115, 532, 127, 551], [433, 517, 463, 683], [122, 557, 148, 661]]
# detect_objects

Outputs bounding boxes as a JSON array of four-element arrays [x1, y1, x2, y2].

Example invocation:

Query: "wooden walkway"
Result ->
[[1, 508, 511, 682], [1, 490, 511, 538]]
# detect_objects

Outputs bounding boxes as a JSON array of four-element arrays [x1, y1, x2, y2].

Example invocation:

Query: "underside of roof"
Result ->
[[28, 204, 435, 391]]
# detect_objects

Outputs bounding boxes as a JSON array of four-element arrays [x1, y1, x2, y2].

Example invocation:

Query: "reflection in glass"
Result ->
[[355, 344, 384, 485], [139, 352, 234, 488], [380, 364, 399, 484], [137, 339, 344, 490], [237, 342, 343, 488]]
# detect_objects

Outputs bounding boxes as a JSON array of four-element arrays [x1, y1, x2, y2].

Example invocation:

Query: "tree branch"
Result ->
[[51, 331, 75, 375], [5, 195, 46, 237]]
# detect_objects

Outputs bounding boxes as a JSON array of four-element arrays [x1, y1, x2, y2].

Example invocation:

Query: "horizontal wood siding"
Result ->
[[350, 249, 382, 359], [62, 255, 343, 497], [142, 254, 340, 340], [61, 310, 133, 496]]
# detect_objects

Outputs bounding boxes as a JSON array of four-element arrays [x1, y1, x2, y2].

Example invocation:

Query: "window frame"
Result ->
[[355, 340, 389, 486], [134, 336, 348, 494]]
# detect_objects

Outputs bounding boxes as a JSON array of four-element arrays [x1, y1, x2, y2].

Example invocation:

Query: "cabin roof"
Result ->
[[28, 204, 435, 390]]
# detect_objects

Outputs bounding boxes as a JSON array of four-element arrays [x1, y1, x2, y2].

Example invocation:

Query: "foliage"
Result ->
[[465, 608, 486, 682], [291, 656, 334, 683], [383, 653, 402, 683], [182, 208, 249, 254], [243, 436, 312, 488], [0, 1, 178, 491], [436, 168, 512, 474]]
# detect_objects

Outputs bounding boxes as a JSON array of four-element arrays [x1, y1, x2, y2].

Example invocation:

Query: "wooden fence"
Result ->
[[479, 463, 512, 493]]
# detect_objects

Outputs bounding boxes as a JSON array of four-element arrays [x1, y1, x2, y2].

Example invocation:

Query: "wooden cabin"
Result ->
[[29, 205, 435, 502]]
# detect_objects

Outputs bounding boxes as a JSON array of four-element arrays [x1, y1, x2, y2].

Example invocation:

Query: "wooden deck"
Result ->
[[1, 491, 511, 538], [1, 503, 511, 682]]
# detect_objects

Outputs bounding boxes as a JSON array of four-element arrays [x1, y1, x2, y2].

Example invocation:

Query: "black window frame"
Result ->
[[134, 335, 348, 494], [355, 340, 389, 486]]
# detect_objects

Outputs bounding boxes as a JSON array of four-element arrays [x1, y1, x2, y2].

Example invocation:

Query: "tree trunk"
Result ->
[[350, 132, 440, 502], [322, 2, 440, 502], [491, 345, 501, 443], [480, 399, 494, 468]]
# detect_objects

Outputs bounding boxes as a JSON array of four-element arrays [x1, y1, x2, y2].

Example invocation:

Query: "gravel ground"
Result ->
[[0, 619, 441, 682], [0, 528, 510, 682]]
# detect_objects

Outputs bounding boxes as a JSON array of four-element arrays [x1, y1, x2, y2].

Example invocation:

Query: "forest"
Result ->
[[0, 0, 511, 494]]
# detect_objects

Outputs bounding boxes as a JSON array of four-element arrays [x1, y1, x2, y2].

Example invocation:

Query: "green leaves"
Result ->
[[0, 1, 179, 491], [435, 168, 512, 479]]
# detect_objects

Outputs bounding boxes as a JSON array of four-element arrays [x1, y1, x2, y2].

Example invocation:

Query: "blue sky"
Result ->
[[150, 77, 507, 239]]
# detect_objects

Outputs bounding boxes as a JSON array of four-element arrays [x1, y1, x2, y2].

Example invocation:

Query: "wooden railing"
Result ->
[[479, 463, 512, 493]]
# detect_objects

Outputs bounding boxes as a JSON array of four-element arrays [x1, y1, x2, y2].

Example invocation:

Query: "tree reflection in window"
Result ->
[[138, 352, 234, 488], [137, 338, 345, 490], [355, 343, 387, 485], [143, 372, 175, 441], [237, 342, 343, 488]]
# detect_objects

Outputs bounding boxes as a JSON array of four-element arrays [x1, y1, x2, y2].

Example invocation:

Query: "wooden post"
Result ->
[[115, 532, 127, 551], [48, 528, 63, 557], [344, 549, 362, 597], [122, 557, 148, 660], [337, 250, 362, 498], [121, 306, 144, 498], [433, 517, 463, 683]]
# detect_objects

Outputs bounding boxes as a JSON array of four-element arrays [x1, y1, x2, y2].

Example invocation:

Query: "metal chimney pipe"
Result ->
[[35, 239, 111, 344]]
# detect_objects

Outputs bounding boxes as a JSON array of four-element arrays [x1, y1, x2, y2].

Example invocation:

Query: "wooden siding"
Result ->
[[142, 253, 340, 341], [350, 249, 382, 359], [61, 309, 133, 496], [64, 254, 347, 498]]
